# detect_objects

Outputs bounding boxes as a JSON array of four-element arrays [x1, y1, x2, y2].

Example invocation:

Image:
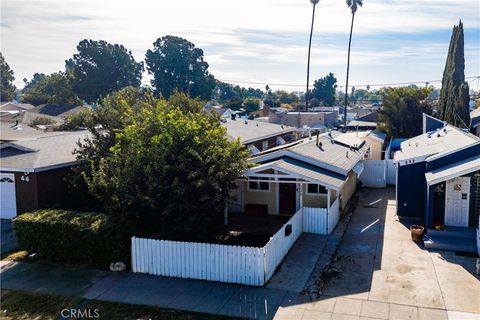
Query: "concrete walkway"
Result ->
[[267, 233, 328, 292], [274, 188, 480, 320], [0, 232, 329, 320]]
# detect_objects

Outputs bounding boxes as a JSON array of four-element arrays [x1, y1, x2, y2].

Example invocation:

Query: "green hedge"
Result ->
[[13, 209, 132, 268]]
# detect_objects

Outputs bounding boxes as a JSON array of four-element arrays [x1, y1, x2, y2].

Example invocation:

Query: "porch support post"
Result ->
[[326, 188, 330, 234], [299, 182, 303, 210]]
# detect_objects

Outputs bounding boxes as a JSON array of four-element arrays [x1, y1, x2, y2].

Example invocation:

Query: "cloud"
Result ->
[[1, 0, 479, 90]]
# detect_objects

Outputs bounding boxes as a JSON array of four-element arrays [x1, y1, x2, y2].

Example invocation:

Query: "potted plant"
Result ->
[[410, 225, 425, 242]]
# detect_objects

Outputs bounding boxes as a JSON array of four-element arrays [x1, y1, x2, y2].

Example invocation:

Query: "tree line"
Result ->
[[0, 36, 341, 110]]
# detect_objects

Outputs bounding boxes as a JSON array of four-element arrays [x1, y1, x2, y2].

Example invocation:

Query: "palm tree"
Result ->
[[343, 0, 363, 126], [304, 0, 320, 116]]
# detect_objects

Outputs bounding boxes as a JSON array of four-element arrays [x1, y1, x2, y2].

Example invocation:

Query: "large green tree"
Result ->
[[145, 36, 216, 100], [438, 21, 470, 128], [379, 86, 433, 138], [0, 52, 16, 101], [312, 73, 337, 106], [21, 72, 78, 106], [75, 87, 248, 240], [66, 40, 144, 103]]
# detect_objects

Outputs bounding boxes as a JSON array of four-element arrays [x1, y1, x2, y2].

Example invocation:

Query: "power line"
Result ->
[[218, 76, 480, 89], [13, 75, 480, 90]]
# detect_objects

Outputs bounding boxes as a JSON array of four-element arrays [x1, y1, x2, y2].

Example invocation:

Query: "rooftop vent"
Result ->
[[244, 120, 248, 125]]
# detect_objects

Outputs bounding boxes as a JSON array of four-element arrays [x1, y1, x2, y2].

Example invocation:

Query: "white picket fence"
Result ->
[[132, 208, 303, 286], [264, 210, 303, 280], [327, 198, 340, 234], [303, 207, 327, 234], [132, 203, 342, 286]]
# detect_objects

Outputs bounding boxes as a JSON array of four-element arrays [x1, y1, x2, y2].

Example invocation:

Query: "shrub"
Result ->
[[13, 209, 132, 268], [30, 116, 57, 126]]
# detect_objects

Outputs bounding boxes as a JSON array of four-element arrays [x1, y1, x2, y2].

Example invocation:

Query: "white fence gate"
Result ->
[[359, 160, 387, 188], [302, 207, 327, 234], [386, 159, 396, 185]]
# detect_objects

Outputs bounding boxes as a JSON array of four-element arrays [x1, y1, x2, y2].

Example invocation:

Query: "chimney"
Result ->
[[231, 114, 236, 121]]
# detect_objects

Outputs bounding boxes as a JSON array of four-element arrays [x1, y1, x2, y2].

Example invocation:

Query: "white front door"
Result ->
[[0, 173, 17, 219], [445, 176, 470, 227]]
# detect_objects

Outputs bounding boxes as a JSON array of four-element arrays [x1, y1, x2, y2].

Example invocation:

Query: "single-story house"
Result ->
[[0, 130, 88, 219], [228, 131, 368, 232], [22, 103, 90, 125], [394, 114, 480, 252], [222, 118, 297, 154]]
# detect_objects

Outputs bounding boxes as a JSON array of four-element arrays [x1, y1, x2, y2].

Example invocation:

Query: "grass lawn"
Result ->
[[0, 290, 236, 320]]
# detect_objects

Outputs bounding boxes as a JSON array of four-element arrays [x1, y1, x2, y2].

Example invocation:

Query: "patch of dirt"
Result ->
[[396, 264, 413, 273]]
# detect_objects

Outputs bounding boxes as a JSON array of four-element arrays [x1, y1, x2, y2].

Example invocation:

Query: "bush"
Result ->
[[31, 116, 57, 126], [13, 209, 132, 268]]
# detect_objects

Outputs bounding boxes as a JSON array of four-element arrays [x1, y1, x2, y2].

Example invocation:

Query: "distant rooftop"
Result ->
[[222, 119, 295, 144], [0, 122, 62, 142]]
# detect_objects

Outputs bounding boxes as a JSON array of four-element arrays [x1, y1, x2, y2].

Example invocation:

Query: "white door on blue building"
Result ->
[[445, 176, 470, 227]]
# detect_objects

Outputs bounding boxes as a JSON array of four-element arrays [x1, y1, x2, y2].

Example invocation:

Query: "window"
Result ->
[[306, 184, 327, 195], [262, 140, 269, 151], [248, 177, 270, 191]]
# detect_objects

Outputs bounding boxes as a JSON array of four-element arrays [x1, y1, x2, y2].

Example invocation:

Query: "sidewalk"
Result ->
[[1, 232, 333, 320]]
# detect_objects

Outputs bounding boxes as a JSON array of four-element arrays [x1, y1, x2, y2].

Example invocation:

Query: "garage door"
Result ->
[[0, 173, 17, 219]]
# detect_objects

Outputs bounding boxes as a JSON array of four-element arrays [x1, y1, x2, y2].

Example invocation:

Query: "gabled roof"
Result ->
[[245, 156, 347, 190], [29, 104, 88, 118], [222, 119, 295, 144], [250, 132, 368, 176], [0, 131, 88, 172]]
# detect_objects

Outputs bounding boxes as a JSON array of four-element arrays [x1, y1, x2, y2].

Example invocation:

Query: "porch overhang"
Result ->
[[425, 155, 480, 186], [244, 157, 346, 191]]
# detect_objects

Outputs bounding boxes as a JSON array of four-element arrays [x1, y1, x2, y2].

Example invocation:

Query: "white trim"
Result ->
[[275, 170, 279, 215], [426, 141, 480, 162], [1, 161, 80, 173], [244, 162, 344, 191]]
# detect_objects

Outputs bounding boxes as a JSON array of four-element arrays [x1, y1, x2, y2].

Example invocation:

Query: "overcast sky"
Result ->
[[1, 0, 479, 91]]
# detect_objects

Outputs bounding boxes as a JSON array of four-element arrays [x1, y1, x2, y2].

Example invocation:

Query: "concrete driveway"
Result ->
[[325, 188, 479, 313], [275, 188, 480, 320], [0, 219, 18, 255]]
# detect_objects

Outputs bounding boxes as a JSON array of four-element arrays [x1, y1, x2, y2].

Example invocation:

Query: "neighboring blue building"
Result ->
[[394, 114, 480, 252]]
